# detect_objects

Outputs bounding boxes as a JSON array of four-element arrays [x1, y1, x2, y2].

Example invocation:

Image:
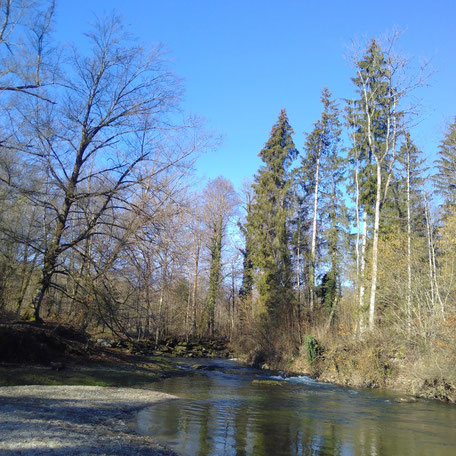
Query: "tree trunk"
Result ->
[[368, 160, 382, 331], [155, 290, 164, 346], [406, 150, 412, 334], [310, 151, 321, 319], [230, 265, 236, 340], [424, 194, 445, 320], [359, 210, 368, 335], [424, 195, 436, 310], [32, 243, 61, 323], [207, 218, 222, 337], [191, 244, 200, 336]]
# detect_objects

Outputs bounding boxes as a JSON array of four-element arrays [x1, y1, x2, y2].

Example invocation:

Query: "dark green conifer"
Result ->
[[247, 109, 298, 325], [435, 118, 456, 213]]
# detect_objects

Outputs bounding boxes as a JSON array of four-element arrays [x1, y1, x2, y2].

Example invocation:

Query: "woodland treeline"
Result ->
[[0, 2, 455, 367]]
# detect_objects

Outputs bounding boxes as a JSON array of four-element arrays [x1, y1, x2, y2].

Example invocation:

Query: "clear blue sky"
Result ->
[[55, 0, 456, 190]]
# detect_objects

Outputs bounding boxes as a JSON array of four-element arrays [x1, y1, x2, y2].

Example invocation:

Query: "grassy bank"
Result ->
[[0, 322, 196, 388], [232, 315, 456, 404], [0, 360, 182, 388], [285, 329, 456, 403]]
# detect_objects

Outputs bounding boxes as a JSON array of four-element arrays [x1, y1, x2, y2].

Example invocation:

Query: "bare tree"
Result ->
[[0, 0, 56, 103], [202, 176, 239, 336], [2, 15, 206, 322]]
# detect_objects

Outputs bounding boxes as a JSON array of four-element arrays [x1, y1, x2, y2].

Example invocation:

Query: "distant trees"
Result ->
[[24, 16, 203, 323], [0, 5, 453, 375], [0, 9, 210, 330], [233, 34, 452, 368], [0, 0, 56, 316], [202, 177, 238, 336]]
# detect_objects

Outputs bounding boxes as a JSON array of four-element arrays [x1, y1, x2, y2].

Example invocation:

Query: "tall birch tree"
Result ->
[[348, 38, 403, 331]]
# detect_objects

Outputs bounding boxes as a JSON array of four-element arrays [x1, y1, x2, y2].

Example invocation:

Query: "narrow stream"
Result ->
[[137, 359, 456, 456]]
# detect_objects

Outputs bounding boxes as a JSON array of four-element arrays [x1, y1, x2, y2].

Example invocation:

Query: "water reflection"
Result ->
[[137, 360, 456, 456]]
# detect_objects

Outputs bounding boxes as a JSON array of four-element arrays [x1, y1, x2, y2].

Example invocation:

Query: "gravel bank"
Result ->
[[0, 385, 179, 455]]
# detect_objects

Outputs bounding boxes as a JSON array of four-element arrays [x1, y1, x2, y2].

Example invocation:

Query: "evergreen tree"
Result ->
[[320, 111, 346, 322], [300, 88, 343, 318], [398, 133, 427, 231], [239, 221, 254, 299], [400, 133, 426, 331], [347, 38, 402, 331], [238, 183, 256, 300], [247, 109, 298, 326], [435, 117, 456, 212], [289, 183, 310, 331], [381, 133, 426, 236]]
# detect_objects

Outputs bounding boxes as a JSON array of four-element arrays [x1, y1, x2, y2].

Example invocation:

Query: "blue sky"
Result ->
[[55, 0, 456, 190]]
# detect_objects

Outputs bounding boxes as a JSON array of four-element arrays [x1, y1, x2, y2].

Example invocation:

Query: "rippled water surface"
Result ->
[[137, 359, 456, 456]]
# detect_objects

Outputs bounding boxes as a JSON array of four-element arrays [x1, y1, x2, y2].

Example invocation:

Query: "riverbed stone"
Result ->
[[0, 385, 178, 455]]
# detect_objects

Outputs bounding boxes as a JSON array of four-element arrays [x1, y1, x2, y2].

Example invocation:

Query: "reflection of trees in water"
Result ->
[[198, 403, 213, 456], [233, 404, 248, 456], [143, 372, 456, 456]]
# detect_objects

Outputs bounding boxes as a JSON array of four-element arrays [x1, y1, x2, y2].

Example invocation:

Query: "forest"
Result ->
[[0, 1, 455, 399]]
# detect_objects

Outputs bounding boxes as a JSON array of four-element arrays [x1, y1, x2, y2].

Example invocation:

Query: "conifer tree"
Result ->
[[239, 220, 254, 299], [399, 133, 426, 332], [320, 112, 346, 323], [435, 118, 456, 213], [238, 182, 256, 300], [300, 88, 343, 318], [289, 184, 309, 333], [247, 109, 298, 326], [348, 39, 402, 331]]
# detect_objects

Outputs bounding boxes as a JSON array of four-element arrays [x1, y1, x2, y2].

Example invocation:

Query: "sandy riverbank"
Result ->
[[0, 385, 179, 455]]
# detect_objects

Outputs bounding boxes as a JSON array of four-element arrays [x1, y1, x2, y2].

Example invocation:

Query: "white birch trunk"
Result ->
[[424, 195, 436, 310], [368, 160, 382, 331], [406, 149, 412, 334], [359, 210, 368, 334], [310, 151, 321, 318]]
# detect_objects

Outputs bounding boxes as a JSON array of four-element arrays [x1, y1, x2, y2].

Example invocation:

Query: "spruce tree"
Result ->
[[398, 133, 427, 231], [247, 109, 298, 326], [400, 133, 426, 331], [347, 39, 401, 331], [435, 118, 456, 213], [300, 88, 343, 318], [239, 218, 254, 299], [381, 133, 426, 236], [320, 106, 346, 322]]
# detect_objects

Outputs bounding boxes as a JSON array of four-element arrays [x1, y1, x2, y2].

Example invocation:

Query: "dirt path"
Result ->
[[0, 385, 179, 455]]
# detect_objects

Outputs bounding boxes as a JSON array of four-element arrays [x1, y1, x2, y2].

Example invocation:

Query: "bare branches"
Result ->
[[0, 0, 56, 99]]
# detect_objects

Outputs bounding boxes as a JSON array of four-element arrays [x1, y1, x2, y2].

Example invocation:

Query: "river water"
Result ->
[[137, 358, 456, 456]]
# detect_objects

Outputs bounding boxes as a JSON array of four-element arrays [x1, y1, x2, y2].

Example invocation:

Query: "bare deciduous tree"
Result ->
[[1, 15, 207, 322]]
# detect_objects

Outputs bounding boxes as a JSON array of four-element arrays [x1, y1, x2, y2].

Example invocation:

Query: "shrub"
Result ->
[[304, 334, 322, 365]]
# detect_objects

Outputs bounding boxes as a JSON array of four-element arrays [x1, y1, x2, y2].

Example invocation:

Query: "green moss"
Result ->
[[251, 379, 283, 386], [0, 360, 180, 388]]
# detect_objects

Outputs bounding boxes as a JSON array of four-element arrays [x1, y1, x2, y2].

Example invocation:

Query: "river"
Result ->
[[136, 358, 456, 456]]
